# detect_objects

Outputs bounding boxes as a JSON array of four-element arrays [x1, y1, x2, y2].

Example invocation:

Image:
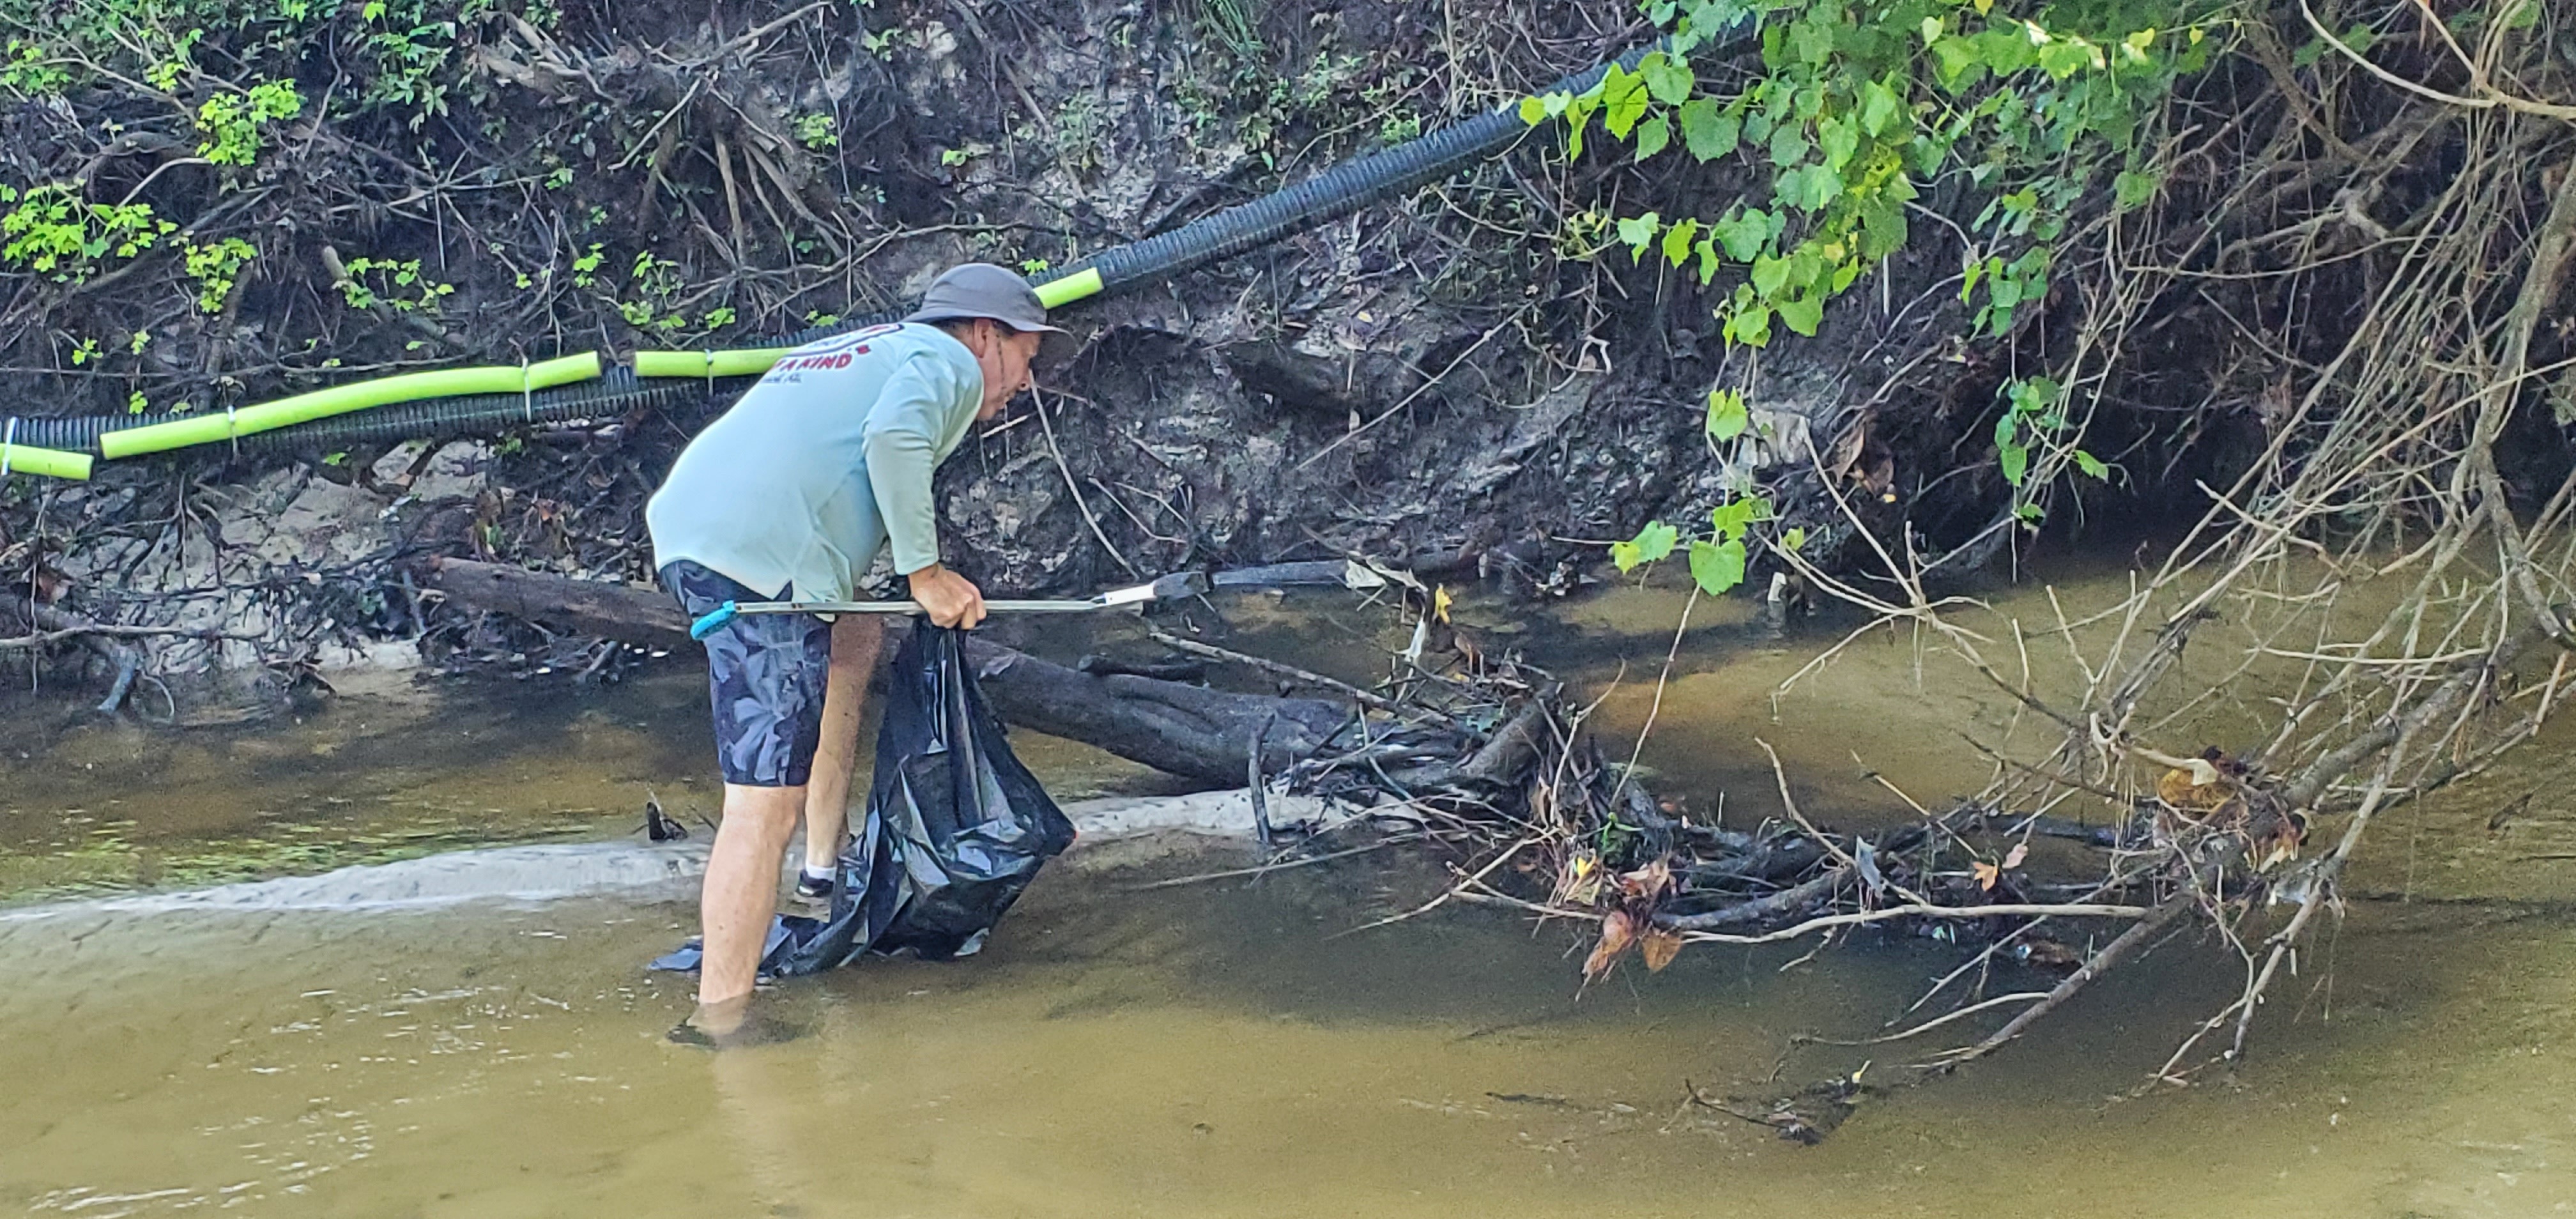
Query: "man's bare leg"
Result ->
[[800, 615, 884, 876], [697, 781, 804, 1014]]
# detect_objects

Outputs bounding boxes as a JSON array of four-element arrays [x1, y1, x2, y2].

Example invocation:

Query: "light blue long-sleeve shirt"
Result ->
[[646, 323, 984, 601]]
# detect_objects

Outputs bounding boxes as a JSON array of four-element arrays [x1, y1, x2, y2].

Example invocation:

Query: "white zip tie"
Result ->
[[523, 358, 535, 424], [226, 401, 240, 460], [1, 417, 16, 479]]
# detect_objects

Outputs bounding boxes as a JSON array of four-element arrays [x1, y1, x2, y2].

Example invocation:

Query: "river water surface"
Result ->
[[4, 571, 2575, 1218]]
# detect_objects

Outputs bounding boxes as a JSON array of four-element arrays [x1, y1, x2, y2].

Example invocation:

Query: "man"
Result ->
[[646, 263, 1061, 1038]]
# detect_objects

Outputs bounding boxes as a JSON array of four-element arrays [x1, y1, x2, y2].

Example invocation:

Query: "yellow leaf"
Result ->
[[1559, 848, 1606, 906], [1972, 860, 2000, 891], [1432, 585, 1453, 624]]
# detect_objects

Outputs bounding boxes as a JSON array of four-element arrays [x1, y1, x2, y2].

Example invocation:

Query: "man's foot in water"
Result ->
[[668, 995, 806, 1050]]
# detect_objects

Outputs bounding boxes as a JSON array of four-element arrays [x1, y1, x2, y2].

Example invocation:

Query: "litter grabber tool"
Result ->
[[687, 571, 1209, 640]]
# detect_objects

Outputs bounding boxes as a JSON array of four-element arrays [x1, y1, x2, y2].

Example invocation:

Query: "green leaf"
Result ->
[[1689, 537, 1747, 596], [1565, 96, 1596, 158], [1859, 80, 1905, 138], [1616, 521, 1681, 572], [1695, 235, 1722, 284], [1616, 211, 1662, 261], [1816, 115, 1859, 169], [2036, 38, 2095, 79], [1678, 97, 1739, 161], [1768, 121, 1810, 167], [1601, 65, 1650, 138], [2113, 167, 2163, 210], [1661, 217, 1701, 268], [2000, 441, 2028, 486], [1723, 302, 1773, 346], [1633, 114, 1671, 161], [1519, 95, 1549, 125], [1781, 526, 1807, 553], [1751, 254, 1790, 296], [1714, 209, 1769, 261], [1790, 19, 1834, 65], [1711, 496, 1765, 539], [1640, 52, 1694, 105], [2074, 450, 2110, 479], [1706, 387, 1749, 439], [1777, 290, 1824, 336], [1782, 164, 1844, 211], [1858, 195, 1910, 259]]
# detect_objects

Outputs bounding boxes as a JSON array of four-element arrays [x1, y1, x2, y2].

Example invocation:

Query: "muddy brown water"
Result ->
[[5, 571, 2576, 1216]]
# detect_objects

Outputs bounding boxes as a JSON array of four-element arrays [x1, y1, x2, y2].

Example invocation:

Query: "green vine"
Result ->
[[0, 184, 180, 282], [182, 236, 255, 312], [195, 78, 302, 166], [1535, 2, 2211, 346], [1538, 0, 2214, 572]]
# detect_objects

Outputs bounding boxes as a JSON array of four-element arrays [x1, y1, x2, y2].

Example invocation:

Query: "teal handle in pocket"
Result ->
[[688, 601, 739, 641]]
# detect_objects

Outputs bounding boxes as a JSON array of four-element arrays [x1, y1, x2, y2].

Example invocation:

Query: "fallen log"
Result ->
[[415, 557, 1353, 783]]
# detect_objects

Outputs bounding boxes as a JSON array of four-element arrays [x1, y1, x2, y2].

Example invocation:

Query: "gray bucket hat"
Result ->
[[903, 263, 1068, 334]]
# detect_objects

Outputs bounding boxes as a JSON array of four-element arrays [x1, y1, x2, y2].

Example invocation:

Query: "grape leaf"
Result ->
[[1706, 387, 1749, 439], [1615, 521, 1680, 572], [1633, 113, 1671, 161], [1678, 96, 1739, 161], [1640, 52, 1695, 105], [1689, 537, 1747, 595]]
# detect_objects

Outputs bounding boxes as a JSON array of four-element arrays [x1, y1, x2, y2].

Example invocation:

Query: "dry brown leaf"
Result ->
[[1619, 857, 1675, 901], [1972, 860, 2000, 891], [2157, 760, 2232, 812], [1863, 452, 1896, 502], [1584, 909, 1637, 981], [1825, 413, 1871, 482], [2000, 842, 2028, 871], [1639, 924, 1683, 972]]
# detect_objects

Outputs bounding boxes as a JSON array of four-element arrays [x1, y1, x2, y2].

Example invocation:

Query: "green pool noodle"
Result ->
[[631, 348, 792, 379], [631, 271, 1097, 379], [97, 351, 603, 459], [0, 441, 93, 480], [1034, 268, 1101, 309]]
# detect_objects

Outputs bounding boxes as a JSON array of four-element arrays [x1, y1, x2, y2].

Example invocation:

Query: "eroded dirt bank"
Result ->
[[0, 0, 2002, 712]]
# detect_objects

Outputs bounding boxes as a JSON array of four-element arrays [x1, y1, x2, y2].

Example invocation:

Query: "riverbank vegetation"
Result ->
[[1, 0, 2572, 1121], [1510, 0, 2576, 1110]]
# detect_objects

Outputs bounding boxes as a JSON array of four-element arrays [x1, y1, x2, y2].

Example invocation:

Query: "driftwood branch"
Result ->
[[1147, 625, 1469, 732], [416, 557, 1358, 783]]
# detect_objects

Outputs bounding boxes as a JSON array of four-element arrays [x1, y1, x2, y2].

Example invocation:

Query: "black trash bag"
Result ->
[[650, 625, 1076, 977]]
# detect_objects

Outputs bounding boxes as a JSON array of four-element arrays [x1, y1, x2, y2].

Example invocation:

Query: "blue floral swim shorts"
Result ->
[[661, 560, 832, 787]]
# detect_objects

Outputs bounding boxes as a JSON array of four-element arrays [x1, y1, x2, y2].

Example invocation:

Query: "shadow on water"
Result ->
[[4, 571, 2576, 1215]]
